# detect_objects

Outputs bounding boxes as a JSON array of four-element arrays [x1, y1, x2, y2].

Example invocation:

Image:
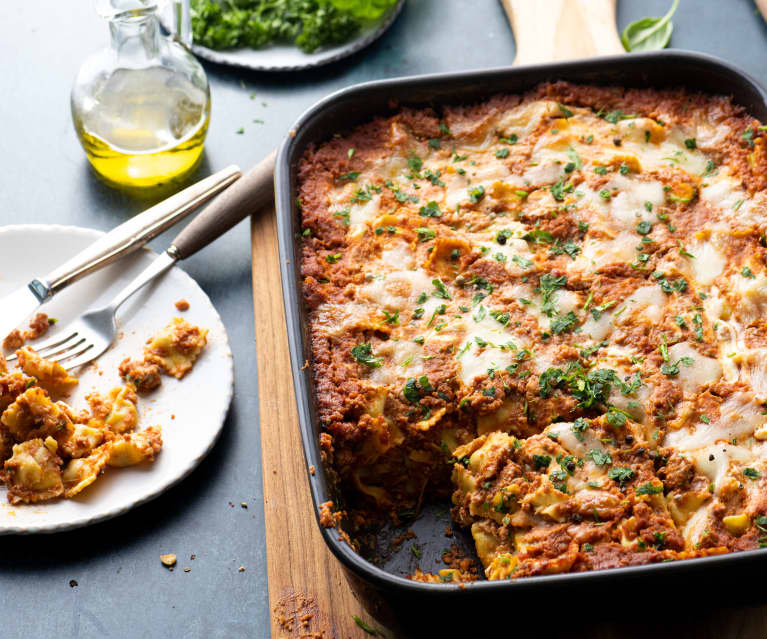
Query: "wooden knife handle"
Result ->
[[501, 0, 624, 66], [171, 150, 276, 260]]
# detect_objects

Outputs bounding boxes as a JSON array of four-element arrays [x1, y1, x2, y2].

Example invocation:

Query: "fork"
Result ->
[[7, 150, 275, 370]]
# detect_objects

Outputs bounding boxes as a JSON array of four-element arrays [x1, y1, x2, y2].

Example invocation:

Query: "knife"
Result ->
[[0, 165, 241, 342]]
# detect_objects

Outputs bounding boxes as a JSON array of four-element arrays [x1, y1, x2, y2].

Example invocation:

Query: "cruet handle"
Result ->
[[172, 0, 192, 47]]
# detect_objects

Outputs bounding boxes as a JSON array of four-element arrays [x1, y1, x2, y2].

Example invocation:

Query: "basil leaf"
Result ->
[[621, 0, 678, 52]]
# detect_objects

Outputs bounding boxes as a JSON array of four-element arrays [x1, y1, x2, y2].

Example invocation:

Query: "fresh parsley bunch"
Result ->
[[190, 0, 397, 53]]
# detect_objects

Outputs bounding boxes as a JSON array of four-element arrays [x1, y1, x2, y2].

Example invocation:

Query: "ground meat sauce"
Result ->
[[298, 82, 767, 581]]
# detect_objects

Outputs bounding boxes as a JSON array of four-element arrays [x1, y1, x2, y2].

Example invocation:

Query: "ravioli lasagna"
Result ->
[[298, 82, 767, 581]]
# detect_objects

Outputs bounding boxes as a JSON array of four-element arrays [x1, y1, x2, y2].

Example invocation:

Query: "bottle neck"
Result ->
[[109, 14, 161, 65]]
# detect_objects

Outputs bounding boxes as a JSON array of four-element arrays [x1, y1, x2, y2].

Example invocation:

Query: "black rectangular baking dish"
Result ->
[[274, 50, 767, 634]]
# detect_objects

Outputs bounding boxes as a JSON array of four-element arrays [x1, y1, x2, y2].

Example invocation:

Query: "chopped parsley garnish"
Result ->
[[744, 467, 761, 480], [408, 154, 423, 176], [511, 255, 534, 269], [424, 168, 445, 186], [419, 201, 442, 218], [533, 454, 551, 470], [692, 313, 703, 342], [352, 616, 378, 636], [382, 309, 400, 325], [522, 228, 555, 245], [495, 147, 510, 159], [589, 300, 616, 320], [702, 159, 717, 177], [684, 138, 697, 149], [742, 127, 755, 148], [566, 146, 582, 172], [661, 356, 694, 377], [415, 227, 436, 242], [550, 311, 578, 335], [550, 179, 571, 201], [549, 240, 580, 260], [537, 273, 567, 317], [636, 482, 663, 495], [326, 253, 342, 263], [490, 310, 510, 326], [432, 278, 451, 300], [332, 209, 350, 226], [571, 417, 589, 442], [608, 466, 635, 485], [742, 266, 755, 278], [351, 343, 383, 368], [636, 221, 652, 235], [468, 185, 486, 203], [603, 109, 635, 124], [587, 449, 612, 466], [338, 170, 360, 182]]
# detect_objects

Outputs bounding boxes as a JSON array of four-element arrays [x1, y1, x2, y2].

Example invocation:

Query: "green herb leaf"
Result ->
[[608, 466, 636, 485], [587, 449, 612, 466], [351, 343, 383, 368], [432, 278, 452, 300], [415, 227, 436, 242], [332, 209, 350, 226], [636, 482, 663, 495], [620, 0, 678, 52], [352, 615, 378, 636], [419, 201, 442, 218]]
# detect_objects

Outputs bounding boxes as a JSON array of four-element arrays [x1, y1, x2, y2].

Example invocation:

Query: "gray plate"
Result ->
[[164, 0, 404, 72]]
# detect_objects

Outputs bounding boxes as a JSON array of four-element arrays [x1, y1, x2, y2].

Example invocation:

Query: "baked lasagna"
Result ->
[[298, 82, 767, 581]]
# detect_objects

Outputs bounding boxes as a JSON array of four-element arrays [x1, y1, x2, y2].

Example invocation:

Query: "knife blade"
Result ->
[[0, 284, 43, 345], [0, 164, 241, 345]]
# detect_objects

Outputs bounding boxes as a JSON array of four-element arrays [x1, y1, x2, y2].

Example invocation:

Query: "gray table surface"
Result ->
[[1, 1, 766, 636]]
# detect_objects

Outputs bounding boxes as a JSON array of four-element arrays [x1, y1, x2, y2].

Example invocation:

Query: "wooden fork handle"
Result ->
[[171, 150, 276, 260]]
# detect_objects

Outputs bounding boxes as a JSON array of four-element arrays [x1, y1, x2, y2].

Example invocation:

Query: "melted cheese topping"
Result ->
[[307, 92, 767, 580]]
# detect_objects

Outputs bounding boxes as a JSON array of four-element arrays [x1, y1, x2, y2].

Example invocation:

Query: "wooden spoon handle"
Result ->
[[501, 0, 624, 66]]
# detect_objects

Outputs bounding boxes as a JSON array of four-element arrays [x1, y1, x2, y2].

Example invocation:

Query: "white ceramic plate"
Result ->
[[0, 225, 233, 534], [161, 0, 405, 71]]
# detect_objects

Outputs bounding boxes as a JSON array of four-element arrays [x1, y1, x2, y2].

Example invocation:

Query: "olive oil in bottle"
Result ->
[[71, 1, 211, 189]]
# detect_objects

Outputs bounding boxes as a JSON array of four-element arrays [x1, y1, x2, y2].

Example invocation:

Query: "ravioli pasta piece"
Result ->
[[3, 438, 64, 504], [59, 423, 106, 459], [86, 385, 138, 434], [15, 346, 78, 397], [0, 387, 74, 443], [107, 426, 162, 467], [0, 372, 31, 413], [144, 317, 208, 379], [118, 357, 162, 393], [61, 445, 110, 498]]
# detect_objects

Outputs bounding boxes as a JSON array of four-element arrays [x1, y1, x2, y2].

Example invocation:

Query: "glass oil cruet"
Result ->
[[71, 0, 211, 189]]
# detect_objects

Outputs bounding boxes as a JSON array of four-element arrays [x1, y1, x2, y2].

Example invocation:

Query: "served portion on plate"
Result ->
[[0, 225, 232, 533], [0, 317, 206, 505], [297, 82, 767, 581]]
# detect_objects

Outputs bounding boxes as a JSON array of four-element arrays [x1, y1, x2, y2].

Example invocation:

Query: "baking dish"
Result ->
[[274, 50, 767, 632]]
